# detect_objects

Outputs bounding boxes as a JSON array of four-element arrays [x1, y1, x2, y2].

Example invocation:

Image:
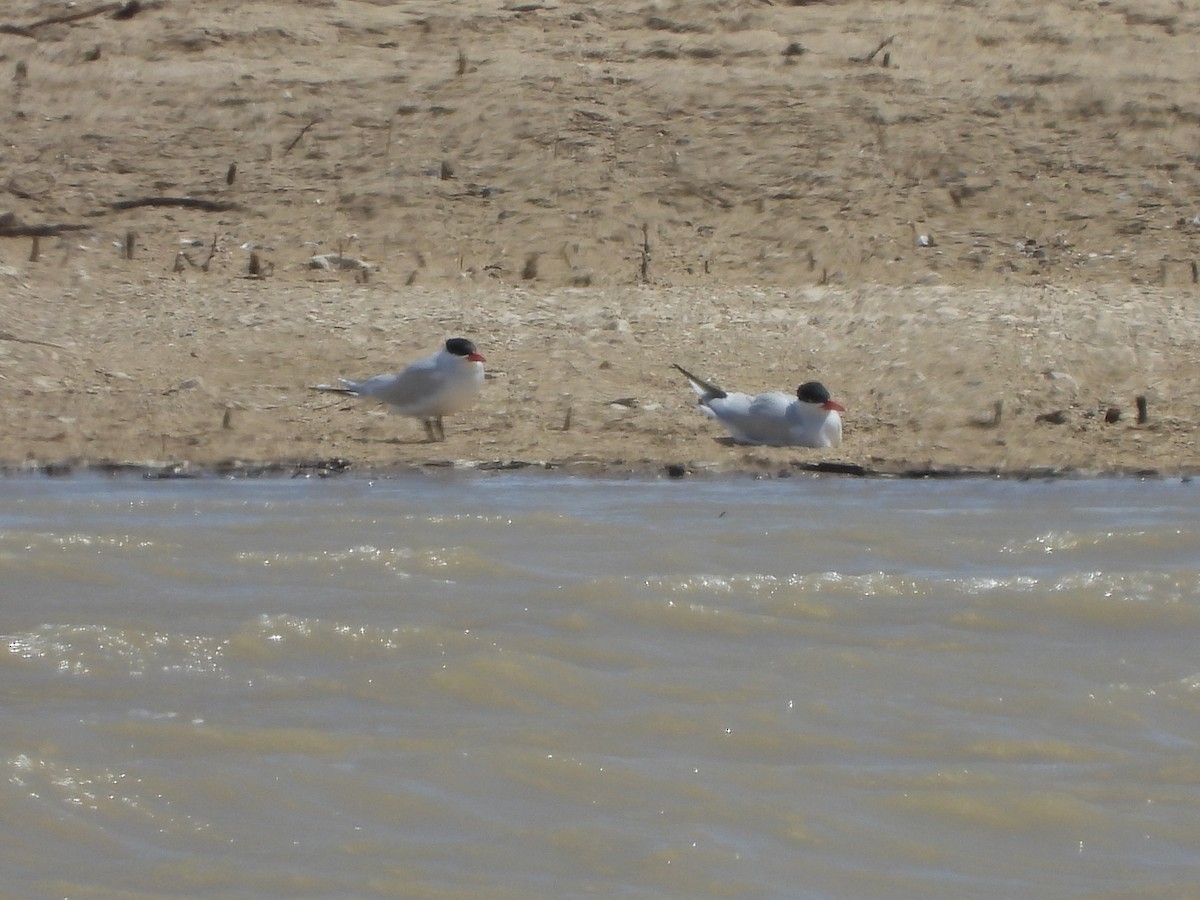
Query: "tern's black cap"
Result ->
[[445, 338, 478, 357], [797, 382, 832, 404]]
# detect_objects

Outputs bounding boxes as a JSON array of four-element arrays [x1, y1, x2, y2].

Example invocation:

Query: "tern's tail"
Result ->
[[672, 363, 727, 401]]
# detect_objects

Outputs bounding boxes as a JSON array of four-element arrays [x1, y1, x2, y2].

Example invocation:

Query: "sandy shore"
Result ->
[[1, 0, 1198, 477], [2, 276, 1196, 478]]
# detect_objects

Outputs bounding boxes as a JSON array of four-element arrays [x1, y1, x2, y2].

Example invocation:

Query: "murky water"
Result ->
[[3, 472, 1199, 899]]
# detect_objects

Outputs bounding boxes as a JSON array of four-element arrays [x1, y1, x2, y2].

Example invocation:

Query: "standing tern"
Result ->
[[314, 337, 486, 442], [673, 363, 844, 448]]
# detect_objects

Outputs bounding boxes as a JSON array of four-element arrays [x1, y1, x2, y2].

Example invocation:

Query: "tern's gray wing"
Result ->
[[707, 391, 795, 445], [347, 370, 447, 413], [340, 352, 455, 416], [742, 392, 837, 447]]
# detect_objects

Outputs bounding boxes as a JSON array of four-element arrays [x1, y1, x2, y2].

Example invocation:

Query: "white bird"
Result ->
[[314, 338, 486, 441], [673, 363, 844, 448]]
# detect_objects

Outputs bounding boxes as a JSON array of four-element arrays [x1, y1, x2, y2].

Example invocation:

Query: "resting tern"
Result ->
[[673, 363, 844, 448], [314, 338, 486, 442]]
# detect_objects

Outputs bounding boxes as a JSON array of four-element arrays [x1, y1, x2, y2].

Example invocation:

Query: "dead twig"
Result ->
[[110, 197, 238, 212], [0, 330, 63, 349], [283, 118, 321, 156], [201, 234, 219, 272], [0, 220, 90, 237], [850, 35, 895, 64], [0, 1, 152, 38], [639, 223, 651, 283]]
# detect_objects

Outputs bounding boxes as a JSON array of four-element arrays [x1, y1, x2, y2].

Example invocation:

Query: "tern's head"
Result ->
[[797, 381, 845, 412], [445, 337, 486, 363]]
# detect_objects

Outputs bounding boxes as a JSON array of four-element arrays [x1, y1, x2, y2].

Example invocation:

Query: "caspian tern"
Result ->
[[673, 363, 844, 448], [314, 338, 486, 441]]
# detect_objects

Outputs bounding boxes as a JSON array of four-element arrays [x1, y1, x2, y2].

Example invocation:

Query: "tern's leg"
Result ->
[[422, 418, 438, 442], [432, 416, 445, 441]]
